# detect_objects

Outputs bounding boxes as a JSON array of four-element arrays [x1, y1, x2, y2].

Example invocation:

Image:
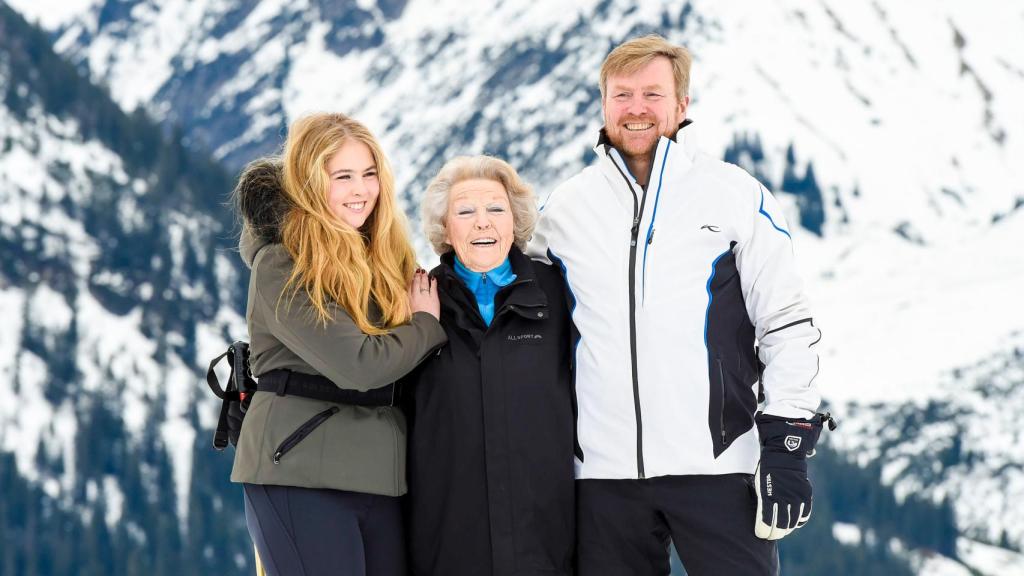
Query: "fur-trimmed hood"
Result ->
[[235, 157, 290, 268]]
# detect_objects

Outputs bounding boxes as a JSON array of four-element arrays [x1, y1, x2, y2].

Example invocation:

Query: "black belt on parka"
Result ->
[[256, 369, 397, 407]]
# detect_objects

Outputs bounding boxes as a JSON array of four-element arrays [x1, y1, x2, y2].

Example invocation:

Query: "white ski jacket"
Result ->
[[529, 122, 821, 480]]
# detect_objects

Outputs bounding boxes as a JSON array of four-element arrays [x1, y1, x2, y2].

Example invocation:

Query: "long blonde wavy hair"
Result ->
[[279, 113, 415, 334]]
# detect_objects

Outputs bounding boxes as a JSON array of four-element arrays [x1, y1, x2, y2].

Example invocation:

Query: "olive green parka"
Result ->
[[229, 163, 446, 496]]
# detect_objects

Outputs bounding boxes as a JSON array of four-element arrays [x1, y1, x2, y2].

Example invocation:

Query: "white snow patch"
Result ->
[[958, 538, 1024, 576], [7, 352, 53, 483], [125, 521, 148, 545], [160, 395, 196, 528], [354, 0, 376, 13], [27, 284, 73, 337], [832, 522, 862, 546], [800, 208, 1024, 406], [103, 474, 125, 527], [118, 192, 147, 234], [911, 551, 973, 576], [884, 535, 974, 576], [74, 291, 159, 431], [42, 477, 60, 499], [53, 401, 78, 494], [0, 290, 27, 461], [3, 0, 99, 29]]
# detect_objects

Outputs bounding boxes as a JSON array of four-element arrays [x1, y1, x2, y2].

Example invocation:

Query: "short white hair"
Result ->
[[421, 155, 538, 255]]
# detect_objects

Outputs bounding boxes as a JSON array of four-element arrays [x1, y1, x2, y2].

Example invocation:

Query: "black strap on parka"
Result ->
[[206, 342, 397, 451], [255, 370, 396, 406]]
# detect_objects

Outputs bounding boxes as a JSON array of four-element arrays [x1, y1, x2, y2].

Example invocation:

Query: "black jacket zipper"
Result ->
[[273, 406, 341, 464], [717, 358, 727, 445], [608, 151, 649, 479]]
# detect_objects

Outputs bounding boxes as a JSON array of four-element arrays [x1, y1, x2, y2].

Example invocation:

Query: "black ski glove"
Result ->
[[753, 412, 836, 540]]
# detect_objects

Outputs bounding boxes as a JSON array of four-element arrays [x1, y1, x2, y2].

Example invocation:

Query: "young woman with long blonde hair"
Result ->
[[230, 113, 445, 576]]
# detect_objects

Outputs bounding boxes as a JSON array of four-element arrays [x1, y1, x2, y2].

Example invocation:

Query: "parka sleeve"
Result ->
[[253, 246, 447, 392], [734, 182, 822, 420]]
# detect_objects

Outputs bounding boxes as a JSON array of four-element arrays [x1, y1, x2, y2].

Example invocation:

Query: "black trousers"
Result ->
[[577, 474, 778, 576], [243, 483, 406, 576]]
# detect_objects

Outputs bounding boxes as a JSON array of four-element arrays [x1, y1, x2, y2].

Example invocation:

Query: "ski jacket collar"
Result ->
[[452, 255, 517, 294], [452, 256, 517, 326], [593, 119, 696, 189], [435, 246, 548, 331]]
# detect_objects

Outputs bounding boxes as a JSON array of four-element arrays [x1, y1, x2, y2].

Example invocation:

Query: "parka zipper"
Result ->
[[717, 358, 727, 445], [273, 406, 340, 464], [608, 152, 649, 479]]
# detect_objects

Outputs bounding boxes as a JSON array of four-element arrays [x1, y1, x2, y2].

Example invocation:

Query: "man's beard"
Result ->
[[614, 133, 658, 159], [608, 115, 677, 159], [609, 126, 661, 160]]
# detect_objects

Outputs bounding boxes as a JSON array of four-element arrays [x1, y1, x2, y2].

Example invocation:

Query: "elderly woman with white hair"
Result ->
[[401, 155, 576, 576]]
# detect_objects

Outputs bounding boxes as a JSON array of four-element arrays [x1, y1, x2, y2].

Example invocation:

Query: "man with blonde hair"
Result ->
[[530, 35, 833, 575]]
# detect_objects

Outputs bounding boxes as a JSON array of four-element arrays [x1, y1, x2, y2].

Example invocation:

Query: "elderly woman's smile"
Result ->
[[445, 178, 514, 273]]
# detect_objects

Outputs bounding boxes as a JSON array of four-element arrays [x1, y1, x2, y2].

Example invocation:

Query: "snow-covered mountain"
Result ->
[[3, 0, 1023, 573], [17, 0, 1023, 400], [0, 4, 254, 572], [833, 336, 1024, 557]]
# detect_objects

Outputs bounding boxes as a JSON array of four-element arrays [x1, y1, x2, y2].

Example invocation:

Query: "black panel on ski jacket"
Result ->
[[402, 246, 575, 576]]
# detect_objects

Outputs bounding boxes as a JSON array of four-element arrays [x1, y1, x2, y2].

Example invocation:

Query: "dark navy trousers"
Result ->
[[243, 483, 406, 576], [577, 474, 779, 576]]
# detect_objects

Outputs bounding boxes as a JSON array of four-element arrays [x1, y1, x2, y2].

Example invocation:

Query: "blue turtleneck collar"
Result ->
[[452, 256, 517, 326]]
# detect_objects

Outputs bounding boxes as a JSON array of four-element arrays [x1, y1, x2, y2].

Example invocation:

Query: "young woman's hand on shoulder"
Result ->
[[409, 269, 440, 320]]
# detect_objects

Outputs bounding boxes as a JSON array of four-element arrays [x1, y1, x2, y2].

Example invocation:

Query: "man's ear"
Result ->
[[678, 95, 690, 118]]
